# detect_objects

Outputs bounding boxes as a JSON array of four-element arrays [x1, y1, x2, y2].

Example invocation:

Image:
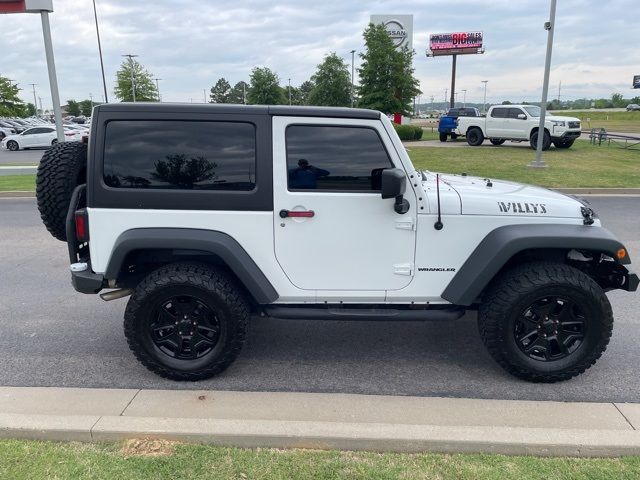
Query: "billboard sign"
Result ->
[[0, 0, 52, 13], [634, 75, 640, 89], [428, 31, 484, 56], [370, 15, 413, 51]]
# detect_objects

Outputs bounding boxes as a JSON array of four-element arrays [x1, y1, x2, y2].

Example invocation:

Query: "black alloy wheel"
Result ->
[[149, 294, 221, 360], [514, 296, 586, 362]]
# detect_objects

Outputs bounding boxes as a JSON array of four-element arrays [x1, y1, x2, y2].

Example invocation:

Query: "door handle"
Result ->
[[279, 209, 315, 218]]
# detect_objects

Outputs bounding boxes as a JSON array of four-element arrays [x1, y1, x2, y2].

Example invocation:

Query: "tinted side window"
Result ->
[[103, 121, 256, 190], [508, 108, 525, 119], [491, 108, 508, 118], [286, 125, 393, 191]]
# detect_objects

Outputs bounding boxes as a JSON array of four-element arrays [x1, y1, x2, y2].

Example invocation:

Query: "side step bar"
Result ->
[[263, 306, 466, 322]]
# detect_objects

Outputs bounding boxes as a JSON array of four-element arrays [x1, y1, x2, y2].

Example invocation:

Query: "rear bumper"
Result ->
[[71, 268, 104, 294]]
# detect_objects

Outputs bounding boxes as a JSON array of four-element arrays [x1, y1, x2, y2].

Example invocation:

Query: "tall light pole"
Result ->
[[154, 78, 162, 102], [242, 82, 246, 104], [462, 89, 467, 107], [350, 49, 356, 108], [92, 0, 109, 103], [89, 93, 94, 111], [29, 83, 38, 112], [288, 78, 291, 105], [481, 80, 488, 114], [40, 9, 64, 141], [203, 89, 207, 103], [529, 0, 557, 169], [122, 54, 138, 102]]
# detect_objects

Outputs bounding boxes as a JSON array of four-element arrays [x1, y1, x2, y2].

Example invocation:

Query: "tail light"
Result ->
[[75, 209, 89, 242]]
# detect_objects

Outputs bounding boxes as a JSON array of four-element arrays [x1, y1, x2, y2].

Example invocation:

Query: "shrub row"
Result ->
[[393, 124, 423, 141]]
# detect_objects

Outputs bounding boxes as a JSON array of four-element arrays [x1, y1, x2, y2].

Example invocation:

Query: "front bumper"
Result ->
[[553, 130, 581, 141]]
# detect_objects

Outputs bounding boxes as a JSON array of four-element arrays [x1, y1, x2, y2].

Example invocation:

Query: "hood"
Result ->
[[546, 114, 580, 123], [425, 172, 585, 219]]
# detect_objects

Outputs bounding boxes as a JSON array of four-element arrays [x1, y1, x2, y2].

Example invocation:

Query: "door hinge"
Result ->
[[393, 263, 413, 276], [395, 218, 415, 231]]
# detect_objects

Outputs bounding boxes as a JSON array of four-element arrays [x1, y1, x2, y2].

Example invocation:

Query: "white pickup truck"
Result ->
[[456, 105, 581, 150]]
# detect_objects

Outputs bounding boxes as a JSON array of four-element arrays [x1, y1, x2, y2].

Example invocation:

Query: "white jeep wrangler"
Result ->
[[457, 105, 582, 150], [36, 104, 637, 382]]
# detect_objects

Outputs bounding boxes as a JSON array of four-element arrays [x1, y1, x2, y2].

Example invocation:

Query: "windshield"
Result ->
[[523, 106, 541, 117]]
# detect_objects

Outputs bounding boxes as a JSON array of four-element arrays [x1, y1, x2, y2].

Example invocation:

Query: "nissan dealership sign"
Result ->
[[370, 14, 413, 51]]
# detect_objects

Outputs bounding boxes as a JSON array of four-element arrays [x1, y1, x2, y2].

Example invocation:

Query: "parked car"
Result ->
[[456, 105, 581, 150], [1, 126, 58, 150], [626, 104, 640, 111], [438, 107, 481, 142]]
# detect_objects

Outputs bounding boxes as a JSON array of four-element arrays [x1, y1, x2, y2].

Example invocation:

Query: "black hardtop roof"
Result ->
[[94, 103, 380, 120]]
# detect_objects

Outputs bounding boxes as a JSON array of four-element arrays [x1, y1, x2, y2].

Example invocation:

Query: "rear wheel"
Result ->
[[478, 262, 613, 382], [36, 141, 87, 241], [439, 132, 447, 142], [553, 139, 575, 149], [530, 129, 551, 150], [490, 139, 506, 146], [7, 140, 19, 151], [124, 263, 250, 381], [466, 128, 484, 146]]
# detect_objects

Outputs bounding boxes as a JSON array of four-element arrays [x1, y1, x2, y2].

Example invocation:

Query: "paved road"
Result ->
[[0, 197, 638, 401], [0, 148, 45, 166]]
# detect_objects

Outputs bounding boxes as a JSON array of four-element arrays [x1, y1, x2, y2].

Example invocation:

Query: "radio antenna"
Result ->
[[434, 173, 444, 230]]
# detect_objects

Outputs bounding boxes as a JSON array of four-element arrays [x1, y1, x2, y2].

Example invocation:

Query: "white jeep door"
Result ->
[[272, 116, 417, 292]]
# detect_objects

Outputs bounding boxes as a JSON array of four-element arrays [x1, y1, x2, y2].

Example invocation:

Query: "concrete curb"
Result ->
[[0, 191, 35, 198], [0, 387, 639, 456]]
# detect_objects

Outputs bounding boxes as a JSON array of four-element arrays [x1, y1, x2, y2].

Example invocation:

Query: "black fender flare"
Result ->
[[105, 228, 279, 304], [441, 224, 630, 306]]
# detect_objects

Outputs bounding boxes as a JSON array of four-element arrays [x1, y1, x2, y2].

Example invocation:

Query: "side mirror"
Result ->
[[517, 113, 526, 119], [381, 168, 410, 214]]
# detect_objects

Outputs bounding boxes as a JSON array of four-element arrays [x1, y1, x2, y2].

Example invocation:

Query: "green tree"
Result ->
[[66, 100, 81, 116], [297, 80, 314, 105], [78, 99, 94, 116], [611, 93, 626, 108], [228, 81, 249, 104], [114, 58, 158, 102], [247, 67, 285, 105], [0, 76, 25, 117], [25, 103, 36, 116], [357, 23, 421, 115], [307, 53, 352, 107], [209, 78, 231, 103]]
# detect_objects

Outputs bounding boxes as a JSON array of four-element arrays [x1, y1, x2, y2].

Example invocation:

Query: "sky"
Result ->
[[1, 0, 638, 110]]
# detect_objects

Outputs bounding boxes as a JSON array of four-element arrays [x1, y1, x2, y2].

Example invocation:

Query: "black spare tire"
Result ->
[[36, 142, 87, 241]]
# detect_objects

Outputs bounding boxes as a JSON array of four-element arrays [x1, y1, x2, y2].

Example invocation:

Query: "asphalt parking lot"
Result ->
[[0, 197, 638, 401], [0, 147, 44, 166]]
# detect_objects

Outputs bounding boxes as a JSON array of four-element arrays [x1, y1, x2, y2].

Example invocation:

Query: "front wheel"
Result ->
[[530, 130, 551, 151], [478, 262, 613, 382], [124, 263, 250, 381], [7, 140, 19, 151]]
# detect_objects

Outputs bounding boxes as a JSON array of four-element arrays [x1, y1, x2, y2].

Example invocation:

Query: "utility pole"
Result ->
[[557, 80, 561, 104], [444, 88, 448, 105], [89, 93, 94, 111], [154, 78, 162, 102], [242, 82, 246, 104], [122, 54, 138, 102], [92, 0, 109, 103], [462, 89, 467, 107], [430, 95, 434, 113], [481, 80, 488, 114], [29, 83, 38, 112], [287, 78, 291, 105], [529, 0, 557, 169], [350, 49, 356, 108], [39, 9, 64, 141], [38, 96, 43, 115], [203, 89, 207, 103]]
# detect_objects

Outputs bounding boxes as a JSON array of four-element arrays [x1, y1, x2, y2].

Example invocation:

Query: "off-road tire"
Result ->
[[466, 128, 484, 146], [553, 139, 575, 149], [439, 132, 448, 142], [124, 263, 250, 381], [530, 129, 551, 151], [490, 138, 506, 146], [478, 262, 613, 383], [36, 142, 87, 241]]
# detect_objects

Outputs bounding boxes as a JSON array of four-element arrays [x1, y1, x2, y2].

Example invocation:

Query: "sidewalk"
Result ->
[[1, 387, 639, 457]]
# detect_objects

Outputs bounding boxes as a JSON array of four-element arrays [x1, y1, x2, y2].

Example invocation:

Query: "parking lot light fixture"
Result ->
[[481, 80, 488, 114], [462, 89, 467, 108], [288, 78, 291, 105], [122, 54, 138, 102], [92, 0, 108, 103], [350, 49, 356, 108], [154, 78, 162, 102]]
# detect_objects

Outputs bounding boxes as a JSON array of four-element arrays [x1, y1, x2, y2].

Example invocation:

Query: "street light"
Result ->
[[29, 83, 38, 112], [122, 54, 138, 102], [92, 0, 109, 103], [481, 80, 488, 114], [462, 89, 467, 107], [288, 78, 291, 105], [350, 49, 356, 108], [154, 78, 162, 102], [528, 0, 557, 169]]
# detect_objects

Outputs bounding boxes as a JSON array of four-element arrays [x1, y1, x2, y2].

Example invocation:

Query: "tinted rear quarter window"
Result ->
[[103, 120, 256, 190], [491, 108, 508, 118], [286, 125, 393, 191]]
